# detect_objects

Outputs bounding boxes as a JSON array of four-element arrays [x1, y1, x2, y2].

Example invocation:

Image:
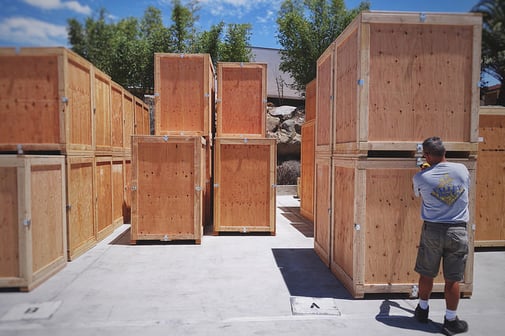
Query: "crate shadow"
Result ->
[[278, 206, 314, 238], [271, 248, 352, 299]]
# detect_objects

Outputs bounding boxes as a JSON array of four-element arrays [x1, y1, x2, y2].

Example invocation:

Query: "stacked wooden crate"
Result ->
[[213, 62, 276, 234], [130, 53, 215, 244], [300, 79, 316, 222], [313, 11, 482, 298], [0, 47, 148, 278], [475, 106, 505, 247]]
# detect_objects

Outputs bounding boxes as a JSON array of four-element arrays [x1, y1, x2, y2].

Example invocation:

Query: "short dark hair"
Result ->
[[422, 136, 446, 157]]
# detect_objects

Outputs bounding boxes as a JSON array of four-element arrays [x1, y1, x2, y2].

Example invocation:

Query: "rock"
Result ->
[[267, 105, 304, 160], [269, 105, 297, 119], [266, 114, 280, 133]]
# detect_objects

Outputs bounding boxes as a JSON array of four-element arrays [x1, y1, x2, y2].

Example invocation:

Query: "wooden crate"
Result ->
[[213, 138, 276, 234], [123, 90, 135, 155], [300, 120, 315, 221], [111, 82, 124, 154], [329, 156, 476, 298], [94, 156, 113, 242], [0, 47, 93, 155], [323, 11, 482, 154], [216, 62, 267, 138], [475, 106, 505, 246], [316, 45, 334, 153], [313, 152, 332, 266], [131, 135, 206, 243], [154, 53, 215, 137], [112, 158, 124, 229], [66, 156, 96, 261], [94, 68, 112, 155], [0, 155, 67, 291]]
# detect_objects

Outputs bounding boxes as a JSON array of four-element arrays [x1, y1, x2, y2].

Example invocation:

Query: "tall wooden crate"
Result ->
[[154, 53, 215, 137], [300, 120, 315, 221], [329, 11, 482, 154], [213, 138, 276, 234], [94, 156, 113, 242], [66, 156, 96, 261], [134, 97, 149, 136], [0, 47, 93, 155], [131, 135, 206, 244], [0, 155, 67, 291], [330, 156, 476, 298], [314, 152, 332, 266], [216, 62, 267, 138], [475, 106, 505, 247]]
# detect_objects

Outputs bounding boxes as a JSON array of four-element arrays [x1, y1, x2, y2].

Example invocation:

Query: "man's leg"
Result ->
[[419, 274, 434, 300], [445, 280, 459, 311]]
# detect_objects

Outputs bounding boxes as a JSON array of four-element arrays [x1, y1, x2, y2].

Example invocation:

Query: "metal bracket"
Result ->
[[66, 204, 72, 211], [23, 219, 31, 227], [419, 12, 427, 23], [241, 227, 248, 233], [195, 186, 202, 192], [131, 185, 137, 191], [354, 223, 361, 231], [471, 223, 476, 231], [17, 144, 23, 155], [411, 285, 419, 298], [61, 96, 69, 104], [416, 157, 423, 167], [214, 183, 219, 188], [163, 135, 169, 142], [162, 235, 170, 241], [357, 79, 364, 86], [416, 143, 423, 153], [243, 138, 248, 143]]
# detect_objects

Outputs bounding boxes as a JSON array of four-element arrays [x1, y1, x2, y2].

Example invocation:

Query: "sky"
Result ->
[[0, 0, 483, 49]]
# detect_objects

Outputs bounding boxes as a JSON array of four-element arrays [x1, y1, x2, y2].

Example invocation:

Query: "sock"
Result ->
[[419, 299, 429, 310], [445, 309, 457, 321]]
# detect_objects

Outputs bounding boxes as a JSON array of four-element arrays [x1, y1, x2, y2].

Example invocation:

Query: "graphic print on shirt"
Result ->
[[430, 173, 465, 206]]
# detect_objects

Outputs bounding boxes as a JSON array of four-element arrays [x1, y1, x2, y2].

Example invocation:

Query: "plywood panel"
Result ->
[[31, 164, 64, 273], [111, 82, 124, 151], [112, 159, 124, 228], [123, 91, 135, 153], [123, 159, 132, 223], [95, 157, 113, 241], [368, 23, 473, 142], [305, 79, 316, 121], [66, 156, 96, 260], [300, 120, 315, 221], [131, 136, 204, 242], [217, 63, 267, 137], [155, 53, 214, 136], [0, 167, 19, 278], [94, 69, 112, 153], [479, 107, 505, 151], [475, 151, 505, 246], [213, 138, 276, 233], [316, 46, 333, 151], [335, 30, 358, 144], [314, 153, 331, 265], [0, 54, 60, 145]]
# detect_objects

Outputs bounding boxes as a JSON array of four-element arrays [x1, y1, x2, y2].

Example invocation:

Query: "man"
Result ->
[[412, 137, 470, 335]]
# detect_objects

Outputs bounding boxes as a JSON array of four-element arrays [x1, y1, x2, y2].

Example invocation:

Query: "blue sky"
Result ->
[[0, 0, 481, 49]]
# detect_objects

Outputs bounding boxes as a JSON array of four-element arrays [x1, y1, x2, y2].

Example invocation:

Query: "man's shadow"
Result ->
[[375, 299, 442, 333]]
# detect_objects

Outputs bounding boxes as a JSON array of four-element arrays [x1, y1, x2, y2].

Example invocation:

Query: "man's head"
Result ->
[[422, 136, 446, 165]]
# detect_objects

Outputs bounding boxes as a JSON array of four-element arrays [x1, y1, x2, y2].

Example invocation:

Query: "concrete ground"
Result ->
[[1, 195, 504, 336]]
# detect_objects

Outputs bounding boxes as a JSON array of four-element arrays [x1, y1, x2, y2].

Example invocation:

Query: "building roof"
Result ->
[[250, 47, 303, 100]]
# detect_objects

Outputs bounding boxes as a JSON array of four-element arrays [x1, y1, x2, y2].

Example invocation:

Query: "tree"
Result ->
[[276, 0, 370, 91], [170, 0, 199, 53], [220, 24, 253, 62], [472, 0, 505, 105]]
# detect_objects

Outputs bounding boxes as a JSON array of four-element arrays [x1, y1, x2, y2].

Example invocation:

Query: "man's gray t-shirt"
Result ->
[[413, 162, 470, 223]]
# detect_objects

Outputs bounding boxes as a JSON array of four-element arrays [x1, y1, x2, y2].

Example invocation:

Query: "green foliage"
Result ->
[[66, 2, 252, 97], [472, 0, 505, 105], [276, 0, 370, 91]]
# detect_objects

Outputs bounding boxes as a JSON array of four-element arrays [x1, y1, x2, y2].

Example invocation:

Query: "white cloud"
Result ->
[[0, 17, 67, 46], [22, 0, 92, 15]]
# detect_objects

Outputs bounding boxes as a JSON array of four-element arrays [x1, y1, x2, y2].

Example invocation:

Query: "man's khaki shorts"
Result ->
[[414, 221, 468, 281]]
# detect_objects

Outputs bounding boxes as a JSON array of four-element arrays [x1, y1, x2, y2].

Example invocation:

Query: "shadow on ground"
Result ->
[[278, 206, 314, 238], [271, 248, 351, 299], [375, 299, 443, 333]]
